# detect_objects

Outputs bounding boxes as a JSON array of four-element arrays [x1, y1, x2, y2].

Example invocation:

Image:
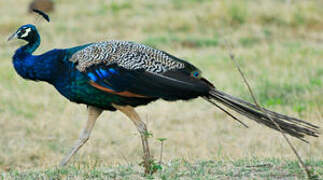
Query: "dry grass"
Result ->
[[0, 0, 322, 174], [2, 159, 323, 179]]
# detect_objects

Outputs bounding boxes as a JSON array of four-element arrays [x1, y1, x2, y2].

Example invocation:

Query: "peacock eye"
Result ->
[[191, 71, 200, 78]]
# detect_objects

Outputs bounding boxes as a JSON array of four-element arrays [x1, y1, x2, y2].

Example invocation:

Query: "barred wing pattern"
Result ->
[[68, 40, 210, 100], [70, 40, 185, 73]]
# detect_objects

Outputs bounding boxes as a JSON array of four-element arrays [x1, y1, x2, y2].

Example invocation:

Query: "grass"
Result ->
[[0, 0, 322, 178], [2, 159, 322, 179], [143, 34, 220, 49], [0, 159, 323, 180]]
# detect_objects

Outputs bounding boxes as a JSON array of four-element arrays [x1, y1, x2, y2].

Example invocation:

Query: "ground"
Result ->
[[2, 159, 323, 179], [0, 0, 322, 179]]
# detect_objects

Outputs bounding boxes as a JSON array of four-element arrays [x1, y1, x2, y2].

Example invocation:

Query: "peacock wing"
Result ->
[[70, 40, 210, 100]]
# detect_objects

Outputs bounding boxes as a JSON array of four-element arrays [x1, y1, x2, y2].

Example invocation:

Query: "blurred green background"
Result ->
[[0, 0, 322, 179]]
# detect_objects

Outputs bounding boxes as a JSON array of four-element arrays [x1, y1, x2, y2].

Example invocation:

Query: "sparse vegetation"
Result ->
[[0, 0, 322, 178], [1, 159, 322, 179]]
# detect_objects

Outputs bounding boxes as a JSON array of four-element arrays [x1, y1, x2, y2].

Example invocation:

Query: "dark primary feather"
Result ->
[[85, 65, 209, 100]]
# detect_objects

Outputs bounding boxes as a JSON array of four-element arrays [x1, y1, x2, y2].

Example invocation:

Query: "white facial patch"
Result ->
[[20, 28, 31, 38]]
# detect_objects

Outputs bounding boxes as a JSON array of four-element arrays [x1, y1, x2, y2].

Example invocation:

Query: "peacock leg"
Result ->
[[112, 104, 153, 174], [59, 106, 103, 166]]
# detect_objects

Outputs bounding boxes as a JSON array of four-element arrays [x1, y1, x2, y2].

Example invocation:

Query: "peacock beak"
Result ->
[[8, 32, 18, 41]]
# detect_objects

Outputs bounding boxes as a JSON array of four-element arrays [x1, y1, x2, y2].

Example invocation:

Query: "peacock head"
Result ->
[[8, 24, 39, 43]]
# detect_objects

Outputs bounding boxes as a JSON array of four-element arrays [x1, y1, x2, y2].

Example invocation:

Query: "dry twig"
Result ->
[[225, 41, 316, 179]]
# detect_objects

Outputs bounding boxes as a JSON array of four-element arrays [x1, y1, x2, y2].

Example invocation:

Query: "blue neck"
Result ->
[[21, 34, 41, 54], [12, 35, 62, 83]]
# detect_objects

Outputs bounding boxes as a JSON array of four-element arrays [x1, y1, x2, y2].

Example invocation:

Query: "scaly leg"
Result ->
[[59, 106, 103, 166], [112, 104, 152, 174]]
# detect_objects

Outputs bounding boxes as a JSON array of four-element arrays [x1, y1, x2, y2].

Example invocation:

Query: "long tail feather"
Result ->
[[205, 88, 319, 142]]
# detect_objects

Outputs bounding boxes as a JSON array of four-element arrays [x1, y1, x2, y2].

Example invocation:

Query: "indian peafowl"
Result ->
[[8, 22, 319, 173]]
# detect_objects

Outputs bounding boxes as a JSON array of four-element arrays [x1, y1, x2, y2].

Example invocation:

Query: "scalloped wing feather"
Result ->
[[70, 40, 186, 73]]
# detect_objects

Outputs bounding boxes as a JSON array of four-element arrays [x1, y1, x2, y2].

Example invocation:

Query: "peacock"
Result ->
[[8, 16, 319, 173]]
